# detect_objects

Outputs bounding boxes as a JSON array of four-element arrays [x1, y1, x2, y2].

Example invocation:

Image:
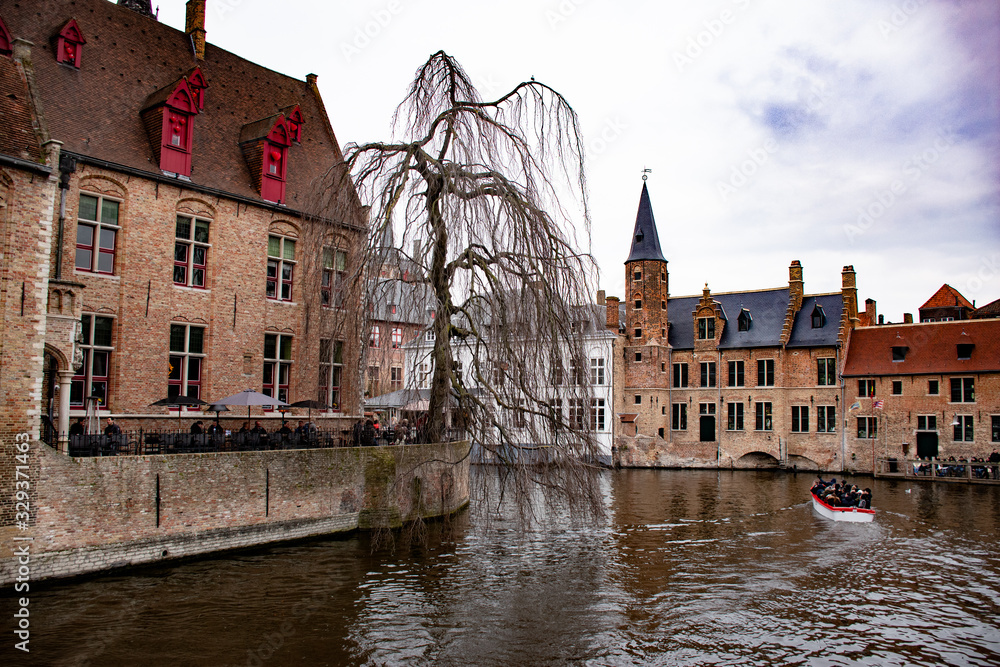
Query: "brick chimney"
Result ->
[[186, 0, 206, 61], [606, 296, 620, 331], [903, 313, 913, 324], [865, 298, 877, 325], [597, 290, 606, 306], [788, 260, 804, 311]]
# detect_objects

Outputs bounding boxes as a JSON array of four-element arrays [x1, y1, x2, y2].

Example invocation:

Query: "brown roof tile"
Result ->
[[843, 319, 1000, 377], [973, 297, 1000, 318], [0, 56, 42, 162], [4, 0, 349, 210], [920, 284, 974, 311]]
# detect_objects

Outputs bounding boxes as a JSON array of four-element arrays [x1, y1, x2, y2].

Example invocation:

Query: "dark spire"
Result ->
[[118, 0, 155, 18], [625, 182, 666, 263]]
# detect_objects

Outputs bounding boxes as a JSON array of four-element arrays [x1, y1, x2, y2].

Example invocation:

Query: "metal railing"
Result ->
[[876, 457, 999, 482]]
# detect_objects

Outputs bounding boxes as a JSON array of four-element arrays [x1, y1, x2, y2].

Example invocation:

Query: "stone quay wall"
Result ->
[[1, 440, 470, 584]]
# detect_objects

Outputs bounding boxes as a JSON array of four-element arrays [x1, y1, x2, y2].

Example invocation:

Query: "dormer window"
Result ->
[[284, 105, 304, 143], [141, 79, 199, 177], [186, 67, 208, 110], [811, 304, 826, 328], [891, 346, 908, 361], [56, 19, 86, 68], [738, 308, 752, 332], [698, 316, 715, 340], [0, 17, 13, 57], [241, 115, 293, 204], [957, 343, 974, 360]]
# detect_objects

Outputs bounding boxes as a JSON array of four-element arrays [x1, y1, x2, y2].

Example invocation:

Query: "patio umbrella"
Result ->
[[150, 395, 208, 427], [212, 389, 290, 422], [204, 403, 230, 427], [289, 399, 330, 422]]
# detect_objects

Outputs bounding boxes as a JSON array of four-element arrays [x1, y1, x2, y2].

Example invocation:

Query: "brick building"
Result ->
[[0, 0, 365, 452], [608, 183, 861, 470]]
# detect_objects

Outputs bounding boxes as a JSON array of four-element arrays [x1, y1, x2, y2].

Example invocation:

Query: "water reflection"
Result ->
[[22, 470, 1000, 666]]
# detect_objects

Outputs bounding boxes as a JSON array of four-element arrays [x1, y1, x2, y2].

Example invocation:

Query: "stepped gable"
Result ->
[[0, 56, 42, 162], [5, 0, 346, 208], [787, 293, 843, 348], [842, 319, 1000, 377], [625, 182, 666, 263], [920, 284, 974, 311]]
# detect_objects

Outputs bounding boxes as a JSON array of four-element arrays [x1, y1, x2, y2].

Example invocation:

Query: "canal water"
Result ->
[[21, 469, 1000, 666]]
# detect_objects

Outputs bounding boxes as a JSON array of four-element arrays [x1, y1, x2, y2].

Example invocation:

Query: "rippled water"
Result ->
[[19, 470, 1000, 666]]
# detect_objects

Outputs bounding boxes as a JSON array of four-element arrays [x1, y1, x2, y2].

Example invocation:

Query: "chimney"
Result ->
[[306, 73, 319, 87], [788, 260, 804, 311], [878, 314, 885, 325], [841, 265, 858, 322], [597, 290, 606, 306], [903, 313, 913, 324], [186, 0, 207, 61], [118, 0, 155, 18], [865, 298, 877, 325], [606, 296, 620, 331]]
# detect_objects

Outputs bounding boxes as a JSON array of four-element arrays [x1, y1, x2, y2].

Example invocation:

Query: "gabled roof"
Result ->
[[974, 297, 1000, 319], [920, 284, 974, 311], [4, 0, 352, 209], [625, 182, 666, 263], [842, 319, 1000, 377]]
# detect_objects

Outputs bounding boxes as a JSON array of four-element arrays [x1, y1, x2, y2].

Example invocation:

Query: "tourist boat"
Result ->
[[810, 492, 875, 523]]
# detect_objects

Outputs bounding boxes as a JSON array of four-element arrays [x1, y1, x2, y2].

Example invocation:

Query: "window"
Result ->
[[391, 327, 403, 348], [634, 328, 642, 339], [366, 365, 380, 396], [590, 357, 606, 385], [174, 215, 209, 288], [71, 314, 113, 408], [75, 193, 120, 274], [671, 403, 687, 430], [285, 105, 304, 143], [727, 402, 744, 431], [634, 394, 642, 405], [424, 329, 434, 342], [661, 270, 666, 282], [755, 402, 772, 431], [700, 362, 716, 388], [453, 359, 463, 385], [635, 298, 642, 310], [953, 415, 974, 442], [791, 406, 809, 433], [811, 304, 826, 328], [957, 344, 974, 360], [892, 380, 902, 395], [857, 417, 877, 439], [0, 17, 11, 56], [661, 300, 667, 310], [569, 359, 585, 385], [419, 362, 431, 389], [261, 118, 292, 204], [817, 406, 836, 433], [727, 360, 744, 387], [737, 308, 752, 332], [369, 325, 381, 348], [263, 333, 292, 407], [928, 380, 939, 395], [817, 358, 836, 386], [169, 324, 205, 402], [634, 351, 642, 363], [321, 248, 347, 308], [672, 362, 688, 388], [157, 81, 198, 176], [992, 416, 1000, 442], [757, 359, 775, 387], [548, 399, 563, 432], [266, 235, 295, 301], [591, 398, 606, 432], [950, 377, 974, 403], [633, 269, 642, 280], [390, 366, 403, 390], [858, 379, 876, 397], [698, 317, 715, 340], [56, 19, 85, 68], [892, 346, 908, 361], [917, 415, 936, 431], [569, 399, 585, 429], [318, 339, 343, 410], [550, 357, 564, 386]]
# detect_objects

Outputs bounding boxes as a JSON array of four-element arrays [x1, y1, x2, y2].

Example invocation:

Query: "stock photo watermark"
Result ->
[[673, 0, 753, 73], [340, 1, 405, 63], [878, 0, 930, 38], [546, 0, 590, 30], [9, 431, 32, 653], [843, 128, 957, 244]]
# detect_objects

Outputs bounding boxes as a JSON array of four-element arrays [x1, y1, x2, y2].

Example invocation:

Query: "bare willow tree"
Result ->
[[314, 51, 606, 522]]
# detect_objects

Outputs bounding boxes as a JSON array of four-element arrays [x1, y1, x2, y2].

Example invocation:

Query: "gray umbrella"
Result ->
[[212, 389, 290, 421], [289, 399, 330, 422]]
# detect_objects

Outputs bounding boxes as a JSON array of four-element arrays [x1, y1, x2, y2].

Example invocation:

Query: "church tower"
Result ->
[[624, 182, 668, 346]]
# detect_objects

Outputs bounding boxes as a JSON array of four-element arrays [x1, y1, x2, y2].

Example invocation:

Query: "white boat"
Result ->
[[810, 492, 875, 523]]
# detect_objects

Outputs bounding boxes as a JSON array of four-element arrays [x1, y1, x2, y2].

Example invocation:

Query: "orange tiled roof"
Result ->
[[920, 284, 974, 311], [843, 319, 1000, 377]]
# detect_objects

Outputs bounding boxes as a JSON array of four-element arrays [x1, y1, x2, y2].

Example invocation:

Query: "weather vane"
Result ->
[[641, 167, 652, 182]]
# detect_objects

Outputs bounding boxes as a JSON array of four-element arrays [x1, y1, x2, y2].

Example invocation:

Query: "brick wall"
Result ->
[[0, 440, 470, 583]]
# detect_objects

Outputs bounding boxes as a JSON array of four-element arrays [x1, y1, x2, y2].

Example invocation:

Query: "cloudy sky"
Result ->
[[156, 0, 999, 321]]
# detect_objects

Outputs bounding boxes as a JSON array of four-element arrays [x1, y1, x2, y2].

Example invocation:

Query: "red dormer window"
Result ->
[[0, 17, 13, 57], [285, 105, 304, 143], [261, 118, 291, 204], [159, 81, 198, 175], [56, 19, 86, 68], [186, 67, 208, 110]]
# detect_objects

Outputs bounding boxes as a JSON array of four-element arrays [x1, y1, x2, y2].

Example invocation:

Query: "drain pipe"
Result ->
[[55, 153, 77, 279]]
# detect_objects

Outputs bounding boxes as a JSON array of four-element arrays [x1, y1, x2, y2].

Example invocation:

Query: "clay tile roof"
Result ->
[[974, 297, 1000, 318], [0, 57, 42, 162], [239, 114, 282, 144], [4, 0, 354, 210], [842, 319, 1000, 377], [920, 284, 974, 311]]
